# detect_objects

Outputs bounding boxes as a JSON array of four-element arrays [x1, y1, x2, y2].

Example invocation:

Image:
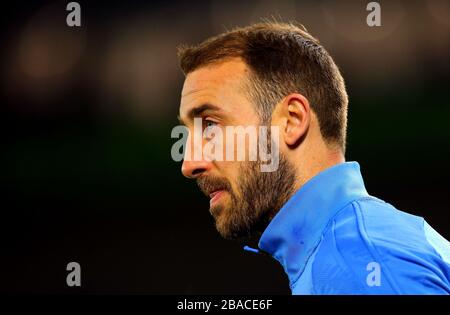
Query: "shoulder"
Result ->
[[308, 197, 450, 294]]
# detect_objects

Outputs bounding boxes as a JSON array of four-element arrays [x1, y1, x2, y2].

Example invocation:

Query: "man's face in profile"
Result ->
[[179, 58, 295, 240]]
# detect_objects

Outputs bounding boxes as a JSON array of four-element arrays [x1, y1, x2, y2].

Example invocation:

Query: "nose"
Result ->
[[181, 159, 210, 179], [181, 131, 212, 179]]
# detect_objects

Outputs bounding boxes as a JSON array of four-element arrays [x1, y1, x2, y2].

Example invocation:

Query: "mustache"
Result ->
[[197, 175, 233, 197]]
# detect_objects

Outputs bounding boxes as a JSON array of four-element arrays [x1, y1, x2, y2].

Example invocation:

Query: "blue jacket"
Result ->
[[247, 162, 450, 294]]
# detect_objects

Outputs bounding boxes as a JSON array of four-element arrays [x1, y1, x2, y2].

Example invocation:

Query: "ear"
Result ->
[[281, 93, 311, 147]]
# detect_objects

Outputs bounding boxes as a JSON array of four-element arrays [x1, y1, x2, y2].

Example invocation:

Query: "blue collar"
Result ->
[[256, 161, 369, 287]]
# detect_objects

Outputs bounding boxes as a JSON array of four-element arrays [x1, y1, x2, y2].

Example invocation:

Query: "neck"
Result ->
[[293, 142, 345, 193]]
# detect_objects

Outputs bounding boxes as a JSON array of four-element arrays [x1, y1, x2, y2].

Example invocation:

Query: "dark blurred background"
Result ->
[[0, 0, 449, 294]]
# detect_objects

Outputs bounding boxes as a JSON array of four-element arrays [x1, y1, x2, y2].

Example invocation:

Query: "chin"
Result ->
[[213, 212, 234, 240], [215, 216, 252, 241]]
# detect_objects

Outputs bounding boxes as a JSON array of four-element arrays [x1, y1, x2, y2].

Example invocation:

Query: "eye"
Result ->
[[204, 119, 218, 129], [203, 119, 219, 140]]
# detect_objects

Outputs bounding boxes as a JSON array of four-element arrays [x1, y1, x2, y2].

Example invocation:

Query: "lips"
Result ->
[[209, 189, 226, 206], [209, 190, 223, 199], [196, 176, 232, 207]]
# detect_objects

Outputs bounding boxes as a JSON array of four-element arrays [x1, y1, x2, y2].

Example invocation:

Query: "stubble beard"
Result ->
[[198, 153, 297, 241]]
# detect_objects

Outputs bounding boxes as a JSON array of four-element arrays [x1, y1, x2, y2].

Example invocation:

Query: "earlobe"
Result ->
[[284, 95, 310, 147]]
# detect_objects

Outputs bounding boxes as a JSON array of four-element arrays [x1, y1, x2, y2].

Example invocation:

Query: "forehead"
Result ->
[[180, 58, 250, 112]]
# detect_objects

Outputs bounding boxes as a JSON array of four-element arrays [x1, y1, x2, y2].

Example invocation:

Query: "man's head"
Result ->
[[177, 22, 348, 240]]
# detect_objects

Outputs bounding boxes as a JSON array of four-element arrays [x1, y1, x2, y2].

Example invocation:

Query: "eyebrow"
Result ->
[[177, 103, 221, 125]]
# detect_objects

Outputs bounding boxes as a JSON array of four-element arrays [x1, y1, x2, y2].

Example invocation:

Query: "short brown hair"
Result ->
[[178, 22, 348, 151]]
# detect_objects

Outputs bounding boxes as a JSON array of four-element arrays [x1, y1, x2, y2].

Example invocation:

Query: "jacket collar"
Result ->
[[257, 161, 369, 287]]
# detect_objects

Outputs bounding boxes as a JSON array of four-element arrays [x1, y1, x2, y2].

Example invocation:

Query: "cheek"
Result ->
[[214, 160, 241, 193]]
